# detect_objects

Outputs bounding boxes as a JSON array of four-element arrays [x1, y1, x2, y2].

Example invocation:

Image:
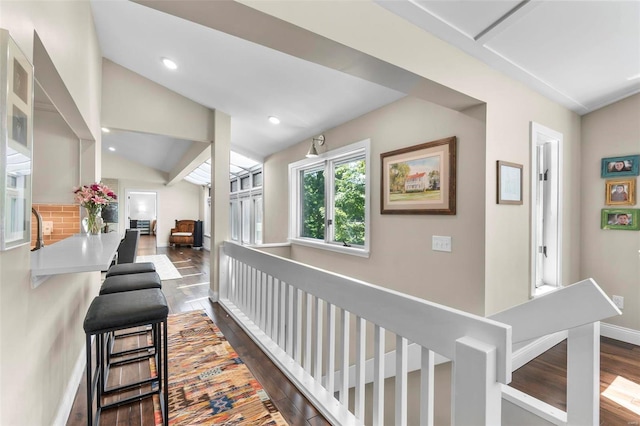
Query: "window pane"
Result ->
[[300, 168, 325, 239], [230, 180, 238, 193], [253, 171, 263, 187], [241, 199, 251, 243], [230, 200, 239, 241], [240, 176, 250, 190], [254, 197, 263, 244], [333, 158, 365, 246]]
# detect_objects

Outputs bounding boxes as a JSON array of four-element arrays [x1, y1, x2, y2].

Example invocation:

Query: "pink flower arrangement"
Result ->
[[73, 182, 117, 211]]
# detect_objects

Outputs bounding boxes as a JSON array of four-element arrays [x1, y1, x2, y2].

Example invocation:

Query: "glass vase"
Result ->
[[83, 206, 103, 235]]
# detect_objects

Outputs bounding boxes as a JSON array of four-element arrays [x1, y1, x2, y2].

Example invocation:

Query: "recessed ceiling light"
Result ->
[[101, 127, 110, 133], [268, 116, 280, 125], [108, 146, 116, 152], [161, 57, 178, 70]]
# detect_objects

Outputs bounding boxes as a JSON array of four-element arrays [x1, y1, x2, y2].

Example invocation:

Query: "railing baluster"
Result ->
[[355, 316, 366, 424], [273, 278, 280, 343], [257, 271, 264, 330], [304, 293, 313, 374], [279, 280, 286, 349], [251, 267, 257, 321], [339, 308, 350, 406], [293, 288, 301, 363], [326, 303, 336, 393], [373, 325, 385, 426], [266, 275, 273, 339], [420, 347, 435, 426], [286, 283, 294, 357], [314, 298, 323, 382], [396, 335, 408, 426]]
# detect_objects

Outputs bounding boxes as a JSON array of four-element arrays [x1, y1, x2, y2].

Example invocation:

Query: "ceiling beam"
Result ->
[[134, 0, 482, 112], [166, 140, 210, 186]]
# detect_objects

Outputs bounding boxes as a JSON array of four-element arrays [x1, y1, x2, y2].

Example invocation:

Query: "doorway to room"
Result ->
[[125, 189, 158, 246]]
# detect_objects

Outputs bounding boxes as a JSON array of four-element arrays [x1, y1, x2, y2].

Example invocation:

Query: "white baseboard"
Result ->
[[601, 322, 640, 346], [53, 337, 92, 426], [209, 288, 219, 302], [512, 331, 567, 371]]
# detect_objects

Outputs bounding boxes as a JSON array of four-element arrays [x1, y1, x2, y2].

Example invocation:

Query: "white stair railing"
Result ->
[[219, 241, 511, 425], [219, 242, 620, 425]]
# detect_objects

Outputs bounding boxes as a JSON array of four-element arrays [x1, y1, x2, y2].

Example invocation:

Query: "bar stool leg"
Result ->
[[163, 319, 169, 426], [86, 334, 93, 426]]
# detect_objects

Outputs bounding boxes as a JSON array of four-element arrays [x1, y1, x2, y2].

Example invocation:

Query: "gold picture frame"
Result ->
[[605, 178, 636, 206]]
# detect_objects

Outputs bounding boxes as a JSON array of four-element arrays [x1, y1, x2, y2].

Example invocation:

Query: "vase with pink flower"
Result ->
[[73, 183, 117, 235]]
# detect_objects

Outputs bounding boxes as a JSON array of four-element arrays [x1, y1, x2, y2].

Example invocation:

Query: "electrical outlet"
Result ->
[[432, 235, 452, 252], [612, 295, 624, 310], [42, 221, 53, 236]]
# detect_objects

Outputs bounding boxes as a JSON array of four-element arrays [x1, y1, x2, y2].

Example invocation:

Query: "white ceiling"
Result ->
[[378, 0, 640, 114], [91, 0, 640, 179]]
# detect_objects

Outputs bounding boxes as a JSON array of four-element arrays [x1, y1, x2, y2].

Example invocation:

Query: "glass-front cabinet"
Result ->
[[0, 29, 33, 250]]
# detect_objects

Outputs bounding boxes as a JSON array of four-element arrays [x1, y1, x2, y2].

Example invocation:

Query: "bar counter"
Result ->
[[30, 232, 121, 288]]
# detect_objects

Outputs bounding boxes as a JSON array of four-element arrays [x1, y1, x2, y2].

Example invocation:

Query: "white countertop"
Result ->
[[30, 232, 121, 287]]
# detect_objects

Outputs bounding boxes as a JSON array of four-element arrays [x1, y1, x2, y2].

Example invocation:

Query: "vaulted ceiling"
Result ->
[[91, 0, 640, 179]]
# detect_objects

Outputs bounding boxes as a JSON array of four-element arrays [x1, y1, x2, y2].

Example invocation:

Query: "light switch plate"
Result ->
[[432, 235, 452, 252]]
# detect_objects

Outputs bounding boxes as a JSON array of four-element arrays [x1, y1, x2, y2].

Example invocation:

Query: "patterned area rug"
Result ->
[[155, 310, 288, 426], [136, 254, 182, 280]]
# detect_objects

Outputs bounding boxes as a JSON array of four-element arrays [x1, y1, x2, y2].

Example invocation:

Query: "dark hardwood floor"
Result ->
[[66, 235, 329, 426], [511, 337, 640, 425]]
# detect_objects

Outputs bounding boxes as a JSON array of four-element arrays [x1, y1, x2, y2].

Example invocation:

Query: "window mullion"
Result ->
[[325, 160, 334, 244]]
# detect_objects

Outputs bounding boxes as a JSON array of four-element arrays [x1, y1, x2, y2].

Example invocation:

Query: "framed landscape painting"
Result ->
[[380, 136, 456, 215]]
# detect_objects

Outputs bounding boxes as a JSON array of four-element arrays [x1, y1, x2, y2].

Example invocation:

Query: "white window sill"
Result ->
[[533, 284, 559, 298], [289, 238, 370, 258]]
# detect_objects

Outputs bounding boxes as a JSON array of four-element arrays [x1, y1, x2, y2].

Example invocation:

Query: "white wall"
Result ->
[[581, 94, 640, 331], [102, 59, 211, 143], [242, 0, 582, 316], [32, 107, 79, 204], [265, 96, 487, 314], [0, 2, 102, 424]]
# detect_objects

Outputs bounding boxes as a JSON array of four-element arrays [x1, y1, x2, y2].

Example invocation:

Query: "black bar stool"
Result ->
[[106, 262, 156, 277], [83, 288, 169, 426], [99, 271, 163, 362]]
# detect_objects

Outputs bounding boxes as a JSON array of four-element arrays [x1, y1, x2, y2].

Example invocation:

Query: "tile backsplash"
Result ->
[[31, 204, 80, 249]]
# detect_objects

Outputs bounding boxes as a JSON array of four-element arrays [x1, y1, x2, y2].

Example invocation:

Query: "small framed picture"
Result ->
[[497, 161, 523, 205], [601, 155, 640, 178], [605, 179, 636, 206], [601, 209, 639, 231]]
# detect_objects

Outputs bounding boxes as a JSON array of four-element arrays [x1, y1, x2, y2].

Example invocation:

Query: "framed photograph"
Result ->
[[0, 29, 33, 251], [497, 161, 523, 205], [601, 155, 640, 178], [380, 136, 456, 215], [601, 209, 639, 231], [605, 179, 635, 206]]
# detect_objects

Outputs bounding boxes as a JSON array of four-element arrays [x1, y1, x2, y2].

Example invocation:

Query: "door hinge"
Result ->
[[538, 245, 547, 257], [539, 169, 548, 181]]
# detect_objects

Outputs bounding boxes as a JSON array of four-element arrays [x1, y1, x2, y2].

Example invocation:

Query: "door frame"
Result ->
[[530, 122, 563, 297]]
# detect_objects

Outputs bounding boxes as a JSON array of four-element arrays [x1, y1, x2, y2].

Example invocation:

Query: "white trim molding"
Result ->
[[601, 322, 640, 346]]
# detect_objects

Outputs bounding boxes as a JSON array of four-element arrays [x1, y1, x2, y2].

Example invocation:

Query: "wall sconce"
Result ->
[[306, 135, 325, 158]]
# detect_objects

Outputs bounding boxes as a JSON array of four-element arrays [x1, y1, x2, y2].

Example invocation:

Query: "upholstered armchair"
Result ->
[[169, 219, 195, 247]]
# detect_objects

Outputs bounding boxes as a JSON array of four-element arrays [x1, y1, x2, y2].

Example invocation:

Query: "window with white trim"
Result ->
[[229, 165, 262, 245], [289, 139, 370, 256]]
